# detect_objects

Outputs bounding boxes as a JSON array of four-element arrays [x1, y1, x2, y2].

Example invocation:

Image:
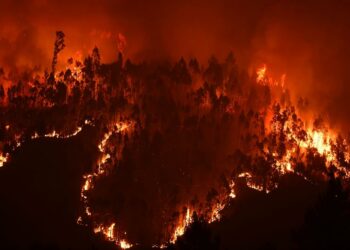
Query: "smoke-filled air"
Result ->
[[1, 1, 350, 249]]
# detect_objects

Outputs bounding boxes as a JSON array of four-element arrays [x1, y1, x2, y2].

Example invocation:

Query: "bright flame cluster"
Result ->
[[0, 153, 8, 167], [256, 65, 286, 88], [275, 122, 350, 177], [94, 223, 133, 249], [170, 208, 193, 243]]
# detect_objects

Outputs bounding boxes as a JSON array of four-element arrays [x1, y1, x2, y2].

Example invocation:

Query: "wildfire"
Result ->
[[1, 31, 349, 249], [120, 240, 133, 249], [170, 207, 192, 243], [256, 65, 267, 83], [82, 174, 93, 192], [276, 121, 341, 171], [208, 203, 226, 223], [0, 153, 8, 167], [0, 120, 90, 170], [275, 150, 293, 174], [229, 181, 236, 198], [93, 223, 133, 249], [238, 172, 266, 192], [309, 130, 333, 156], [30, 126, 84, 140], [152, 244, 167, 249], [256, 64, 286, 88], [95, 120, 134, 174], [79, 120, 135, 247]]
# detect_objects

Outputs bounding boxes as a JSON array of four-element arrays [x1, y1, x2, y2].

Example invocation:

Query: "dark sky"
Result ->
[[1, 0, 350, 129]]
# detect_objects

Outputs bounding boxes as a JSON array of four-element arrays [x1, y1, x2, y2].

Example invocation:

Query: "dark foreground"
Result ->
[[0, 127, 349, 250]]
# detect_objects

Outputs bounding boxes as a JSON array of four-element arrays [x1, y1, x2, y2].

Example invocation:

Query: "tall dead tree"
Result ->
[[51, 31, 65, 75]]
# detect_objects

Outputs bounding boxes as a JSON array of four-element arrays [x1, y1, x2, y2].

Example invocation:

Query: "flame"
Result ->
[[170, 207, 192, 243], [1, 47, 349, 249], [256, 64, 286, 88], [1, 122, 87, 168], [93, 222, 133, 249], [77, 216, 83, 225], [120, 240, 133, 249], [246, 181, 265, 192], [94, 223, 116, 240], [256, 64, 267, 83], [310, 130, 332, 156], [78, 120, 135, 247], [31, 126, 83, 140], [208, 203, 225, 223], [277, 123, 339, 171], [95, 120, 134, 174], [82, 174, 93, 192], [229, 181, 236, 199], [0, 153, 8, 167], [234, 117, 347, 195], [152, 244, 167, 249]]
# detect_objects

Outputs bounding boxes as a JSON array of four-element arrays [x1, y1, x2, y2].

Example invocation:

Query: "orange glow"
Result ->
[[31, 127, 83, 140], [79, 120, 135, 246], [119, 240, 133, 249], [229, 181, 236, 199], [0, 153, 8, 167], [0, 40, 349, 249], [208, 203, 225, 223], [256, 64, 286, 88], [170, 207, 192, 243], [310, 130, 332, 156], [117, 33, 127, 54], [94, 222, 133, 249], [256, 64, 267, 83]]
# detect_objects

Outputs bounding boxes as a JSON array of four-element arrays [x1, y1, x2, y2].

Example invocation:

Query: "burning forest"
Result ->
[[1, 1, 350, 249]]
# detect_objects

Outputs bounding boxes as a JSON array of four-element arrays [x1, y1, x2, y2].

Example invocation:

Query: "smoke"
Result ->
[[0, 0, 269, 66], [1, 1, 350, 245], [250, 0, 350, 130], [1, 0, 350, 129]]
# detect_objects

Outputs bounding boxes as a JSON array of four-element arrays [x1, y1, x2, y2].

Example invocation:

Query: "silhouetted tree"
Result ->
[[172, 58, 192, 85], [168, 213, 220, 250], [51, 31, 65, 75], [0, 84, 4, 101]]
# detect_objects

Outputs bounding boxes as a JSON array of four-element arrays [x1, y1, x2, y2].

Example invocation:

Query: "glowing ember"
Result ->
[[119, 240, 133, 249], [30, 127, 83, 140], [152, 244, 167, 249], [0, 153, 8, 167], [94, 223, 115, 240], [229, 181, 236, 199], [209, 203, 225, 223], [82, 174, 93, 192]]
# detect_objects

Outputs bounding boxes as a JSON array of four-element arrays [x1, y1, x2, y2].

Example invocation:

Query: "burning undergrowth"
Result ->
[[0, 32, 350, 248]]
